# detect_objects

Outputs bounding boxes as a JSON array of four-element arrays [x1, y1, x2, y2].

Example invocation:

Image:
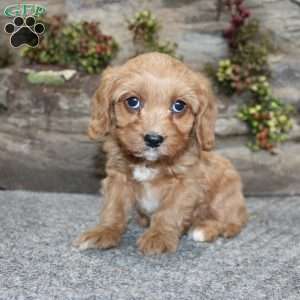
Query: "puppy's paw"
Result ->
[[188, 228, 213, 242], [73, 226, 121, 250], [137, 229, 178, 255], [188, 225, 219, 242]]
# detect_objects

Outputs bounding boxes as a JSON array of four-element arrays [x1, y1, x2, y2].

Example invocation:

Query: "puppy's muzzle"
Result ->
[[144, 133, 164, 148]]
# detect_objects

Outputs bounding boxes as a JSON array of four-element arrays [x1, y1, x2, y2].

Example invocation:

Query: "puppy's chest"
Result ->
[[132, 165, 161, 216]]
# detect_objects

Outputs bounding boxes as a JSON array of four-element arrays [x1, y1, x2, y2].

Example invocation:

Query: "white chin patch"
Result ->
[[144, 149, 159, 161]]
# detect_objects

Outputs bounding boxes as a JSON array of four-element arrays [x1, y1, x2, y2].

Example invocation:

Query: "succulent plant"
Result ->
[[214, 0, 294, 152], [21, 16, 119, 74], [128, 10, 179, 58]]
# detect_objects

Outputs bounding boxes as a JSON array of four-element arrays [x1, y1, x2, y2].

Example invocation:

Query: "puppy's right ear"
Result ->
[[88, 67, 116, 140]]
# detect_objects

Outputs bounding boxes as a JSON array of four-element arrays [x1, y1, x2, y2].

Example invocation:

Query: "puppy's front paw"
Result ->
[[137, 229, 178, 255], [73, 226, 121, 250]]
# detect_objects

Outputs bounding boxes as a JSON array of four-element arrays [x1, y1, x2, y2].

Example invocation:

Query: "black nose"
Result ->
[[144, 133, 164, 148]]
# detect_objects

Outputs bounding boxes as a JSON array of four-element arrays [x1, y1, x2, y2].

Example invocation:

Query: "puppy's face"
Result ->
[[89, 53, 217, 162], [113, 72, 198, 161]]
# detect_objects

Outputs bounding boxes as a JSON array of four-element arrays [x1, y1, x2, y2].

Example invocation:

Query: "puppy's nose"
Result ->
[[144, 133, 164, 148]]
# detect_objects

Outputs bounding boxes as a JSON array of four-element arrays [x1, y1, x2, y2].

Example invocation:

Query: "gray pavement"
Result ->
[[0, 191, 299, 300]]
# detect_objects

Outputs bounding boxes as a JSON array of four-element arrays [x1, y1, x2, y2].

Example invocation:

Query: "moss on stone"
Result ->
[[27, 71, 65, 86]]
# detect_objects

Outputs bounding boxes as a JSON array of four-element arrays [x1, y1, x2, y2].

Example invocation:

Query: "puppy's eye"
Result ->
[[126, 97, 141, 110], [171, 100, 186, 113]]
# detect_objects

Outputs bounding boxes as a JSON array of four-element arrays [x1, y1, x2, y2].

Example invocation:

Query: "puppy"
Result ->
[[74, 52, 248, 255]]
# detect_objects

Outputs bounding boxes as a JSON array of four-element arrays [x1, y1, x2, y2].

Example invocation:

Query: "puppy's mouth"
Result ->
[[132, 147, 161, 162], [143, 148, 160, 161]]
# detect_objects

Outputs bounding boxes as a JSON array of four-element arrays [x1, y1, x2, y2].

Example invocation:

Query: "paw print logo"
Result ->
[[4, 16, 45, 48]]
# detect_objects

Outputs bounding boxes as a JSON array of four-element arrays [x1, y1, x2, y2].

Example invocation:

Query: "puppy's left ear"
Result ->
[[195, 74, 217, 151]]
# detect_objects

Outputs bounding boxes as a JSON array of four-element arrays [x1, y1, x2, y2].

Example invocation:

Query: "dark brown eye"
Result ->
[[171, 100, 186, 113], [126, 97, 141, 110]]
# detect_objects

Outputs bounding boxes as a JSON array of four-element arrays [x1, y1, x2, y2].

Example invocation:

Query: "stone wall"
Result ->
[[62, 0, 300, 111], [0, 67, 299, 195], [62, 0, 300, 66], [26, 0, 300, 107], [2, 0, 299, 66], [0, 0, 299, 194]]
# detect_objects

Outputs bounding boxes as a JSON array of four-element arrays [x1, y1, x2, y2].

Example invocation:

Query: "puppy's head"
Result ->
[[89, 53, 217, 162]]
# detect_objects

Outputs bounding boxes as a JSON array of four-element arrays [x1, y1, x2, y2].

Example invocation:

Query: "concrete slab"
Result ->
[[0, 191, 299, 299]]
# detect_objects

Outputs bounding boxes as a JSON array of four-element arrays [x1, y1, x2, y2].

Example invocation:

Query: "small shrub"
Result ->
[[21, 16, 119, 74], [211, 0, 293, 151], [238, 76, 294, 150], [217, 17, 273, 95], [128, 10, 179, 58], [231, 20, 272, 75], [128, 10, 160, 46], [216, 59, 255, 94]]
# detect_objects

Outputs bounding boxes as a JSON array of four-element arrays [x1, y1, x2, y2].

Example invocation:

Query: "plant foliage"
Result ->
[[214, 0, 293, 151], [21, 16, 119, 74], [128, 10, 179, 58]]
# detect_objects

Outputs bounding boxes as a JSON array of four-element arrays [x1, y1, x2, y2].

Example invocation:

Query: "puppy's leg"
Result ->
[[74, 173, 135, 250], [190, 170, 248, 243], [137, 183, 196, 255]]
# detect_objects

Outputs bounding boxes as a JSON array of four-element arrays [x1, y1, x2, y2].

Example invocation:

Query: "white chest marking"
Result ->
[[132, 165, 158, 182], [133, 165, 160, 215], [139, 183, 160, 215]]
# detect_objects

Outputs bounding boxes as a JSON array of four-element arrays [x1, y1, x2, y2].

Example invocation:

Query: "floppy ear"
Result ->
[[88, 67, 116, 140], [195, 75, 217, 151]]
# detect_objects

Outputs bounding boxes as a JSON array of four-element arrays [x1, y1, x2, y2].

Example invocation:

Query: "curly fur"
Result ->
[[74, 53, 248, 255]]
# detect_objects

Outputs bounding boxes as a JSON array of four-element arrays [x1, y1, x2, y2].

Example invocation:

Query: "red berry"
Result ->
[[242, 10, 251, 18], [232, 15, 243, 26], [95, 44, 103, 53]]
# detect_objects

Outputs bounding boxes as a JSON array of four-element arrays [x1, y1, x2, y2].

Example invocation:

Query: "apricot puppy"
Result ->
[[74, 52, 248, 255]]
